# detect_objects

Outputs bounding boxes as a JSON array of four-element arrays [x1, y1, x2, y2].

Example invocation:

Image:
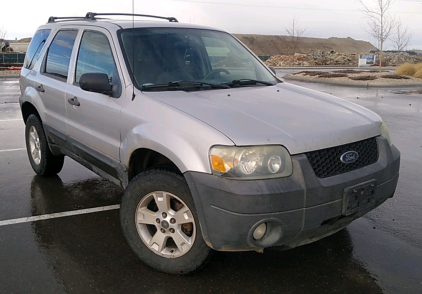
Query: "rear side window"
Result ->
[[24, 29, 51, 70], [44, 30, 78, 80]]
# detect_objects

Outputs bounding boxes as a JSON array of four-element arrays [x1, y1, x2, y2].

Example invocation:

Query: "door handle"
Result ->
[[36, 84, 45, 93], [68, 97, 80, 107]]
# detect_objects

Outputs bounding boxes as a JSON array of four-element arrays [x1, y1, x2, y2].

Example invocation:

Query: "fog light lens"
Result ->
[[253, 223, 267, 240]]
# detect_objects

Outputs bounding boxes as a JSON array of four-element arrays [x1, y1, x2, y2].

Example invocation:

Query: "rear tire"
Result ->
[[120, 169, 211, 274], [25, 114, 64, 176]]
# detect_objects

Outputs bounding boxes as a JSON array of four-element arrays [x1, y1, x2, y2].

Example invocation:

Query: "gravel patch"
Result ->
[[0, 70, 20, 77]]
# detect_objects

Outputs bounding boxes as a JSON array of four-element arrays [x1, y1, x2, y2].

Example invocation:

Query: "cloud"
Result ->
[[1, 0, 421, 49]]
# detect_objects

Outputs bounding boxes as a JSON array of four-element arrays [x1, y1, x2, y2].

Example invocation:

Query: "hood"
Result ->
[[143, 83, 381, 154]]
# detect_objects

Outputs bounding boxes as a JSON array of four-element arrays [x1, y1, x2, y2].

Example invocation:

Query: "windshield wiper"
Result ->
[[141, 81, 230, 91], [225, 79, 275, 87]]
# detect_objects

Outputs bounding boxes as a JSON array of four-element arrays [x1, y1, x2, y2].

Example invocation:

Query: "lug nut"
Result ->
[[156, 218, 160, 224], [170, 218, 176, 224], [170, 228, 175, 233], [162, 212, 167, 218], [160, 228, 166, 233]]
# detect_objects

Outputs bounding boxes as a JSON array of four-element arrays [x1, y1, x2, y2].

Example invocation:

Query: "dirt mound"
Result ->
[[17, 38, 32, 43], [234, 34, 377, 56], [266, 53, 316, 67]]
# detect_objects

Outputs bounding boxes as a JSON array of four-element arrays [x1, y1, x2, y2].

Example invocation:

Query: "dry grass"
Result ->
[[414, 69, 422, 79], [396, 63, 417, 76], [415, 63, 422, 72], [381, 74, 410, 80], [349, 75, 378, 81]]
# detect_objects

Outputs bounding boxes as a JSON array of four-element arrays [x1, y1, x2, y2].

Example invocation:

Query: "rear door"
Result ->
[[36, 29, 78, 140], [65, 28, 124, 174]]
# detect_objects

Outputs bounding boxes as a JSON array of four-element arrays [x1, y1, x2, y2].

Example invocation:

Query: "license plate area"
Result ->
[[342, 180, 377, 216]]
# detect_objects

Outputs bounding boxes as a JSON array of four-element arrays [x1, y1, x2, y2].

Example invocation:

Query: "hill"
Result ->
[[234, 34, 377, 55]]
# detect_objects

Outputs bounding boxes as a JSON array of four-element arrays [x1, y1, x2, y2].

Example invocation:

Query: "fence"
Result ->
[[0, 53, 25, 64], [258, 55, 271, 61]]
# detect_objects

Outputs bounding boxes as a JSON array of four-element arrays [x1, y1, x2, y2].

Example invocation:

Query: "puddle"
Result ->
[[389, 89, 422, 95]]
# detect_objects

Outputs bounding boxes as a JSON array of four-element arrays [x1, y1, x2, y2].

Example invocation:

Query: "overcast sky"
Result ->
[[1, 0, 421, 49]]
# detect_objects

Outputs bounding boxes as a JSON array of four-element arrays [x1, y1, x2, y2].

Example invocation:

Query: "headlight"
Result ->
[[381, 122, 392, 146], [209, 145, 293, 180]]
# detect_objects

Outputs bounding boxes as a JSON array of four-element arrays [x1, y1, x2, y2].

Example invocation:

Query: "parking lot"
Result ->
[[1, 73, 422, 294]]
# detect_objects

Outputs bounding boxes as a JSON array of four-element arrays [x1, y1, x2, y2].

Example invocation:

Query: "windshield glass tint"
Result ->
[[119, 28, 277, 89]]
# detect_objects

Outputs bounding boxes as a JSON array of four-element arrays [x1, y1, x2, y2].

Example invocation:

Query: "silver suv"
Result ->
[[19, 13, 400, 274]]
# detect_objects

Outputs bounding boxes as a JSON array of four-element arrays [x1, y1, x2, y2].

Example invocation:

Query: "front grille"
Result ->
[[305, 137, 379, 178]]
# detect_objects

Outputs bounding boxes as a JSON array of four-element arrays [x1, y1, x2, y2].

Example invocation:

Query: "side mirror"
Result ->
[[79, 73, 112, 95], [269, 66, 277, 75]]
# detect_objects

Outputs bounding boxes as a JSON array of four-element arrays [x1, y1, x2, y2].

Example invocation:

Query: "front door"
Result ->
[[65, 28, 124, 175]]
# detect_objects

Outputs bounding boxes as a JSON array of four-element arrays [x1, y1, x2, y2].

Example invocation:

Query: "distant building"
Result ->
[[0, 40, 6, 52], [1, 40, 30, 53], [8, 42, 30, 53]]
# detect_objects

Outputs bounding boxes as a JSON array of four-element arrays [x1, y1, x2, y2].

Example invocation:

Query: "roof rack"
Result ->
[[47, 12, 178, 23], [85, 12, 178, 22]]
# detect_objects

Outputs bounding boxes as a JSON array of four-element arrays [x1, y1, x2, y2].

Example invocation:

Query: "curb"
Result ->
[[283, 74, 422, 88], [0, 75, 19, 79]]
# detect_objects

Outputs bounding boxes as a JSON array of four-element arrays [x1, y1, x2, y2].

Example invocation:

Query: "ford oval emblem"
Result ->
[[340, 151, 359, 164]]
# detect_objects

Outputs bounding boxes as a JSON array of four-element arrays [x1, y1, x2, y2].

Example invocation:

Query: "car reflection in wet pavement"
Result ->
[[29, 174, 382, 293]]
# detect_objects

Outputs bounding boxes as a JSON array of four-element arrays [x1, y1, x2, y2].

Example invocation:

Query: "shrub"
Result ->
[[396, 63, 416, 76], [414, 68, 422, 79]]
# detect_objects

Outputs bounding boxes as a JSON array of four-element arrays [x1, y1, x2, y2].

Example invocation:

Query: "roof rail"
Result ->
[[85, 12, 178, 22], [48, 16, 87, 23], [47, 12, 178, 24]]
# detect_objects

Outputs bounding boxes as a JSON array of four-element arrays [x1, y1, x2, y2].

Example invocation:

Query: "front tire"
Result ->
[[25, 114, 64, 176], [120, 169, 211, 274]]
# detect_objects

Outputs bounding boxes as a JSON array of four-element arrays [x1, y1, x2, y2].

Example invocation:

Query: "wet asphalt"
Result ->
[[0, 73, 421, 294]]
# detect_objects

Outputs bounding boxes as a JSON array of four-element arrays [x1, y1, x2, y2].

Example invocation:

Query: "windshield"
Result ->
[[118, 28, 278, 90]]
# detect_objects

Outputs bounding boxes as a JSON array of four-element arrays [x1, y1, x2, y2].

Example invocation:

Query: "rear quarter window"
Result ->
[[24, 29, 51, 70]]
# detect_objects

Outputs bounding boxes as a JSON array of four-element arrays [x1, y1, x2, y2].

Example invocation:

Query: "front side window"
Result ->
[[75, 31, 116, 82], [75, 31, 121, 97], [45, 30, 78, 80], [24, 29, 51, 70]]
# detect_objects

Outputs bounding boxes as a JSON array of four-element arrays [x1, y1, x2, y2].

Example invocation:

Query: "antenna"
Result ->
[[132, 0, 136, 100]]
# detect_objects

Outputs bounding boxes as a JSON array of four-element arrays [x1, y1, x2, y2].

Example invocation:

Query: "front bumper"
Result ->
[[185, 137, 400, 251]]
